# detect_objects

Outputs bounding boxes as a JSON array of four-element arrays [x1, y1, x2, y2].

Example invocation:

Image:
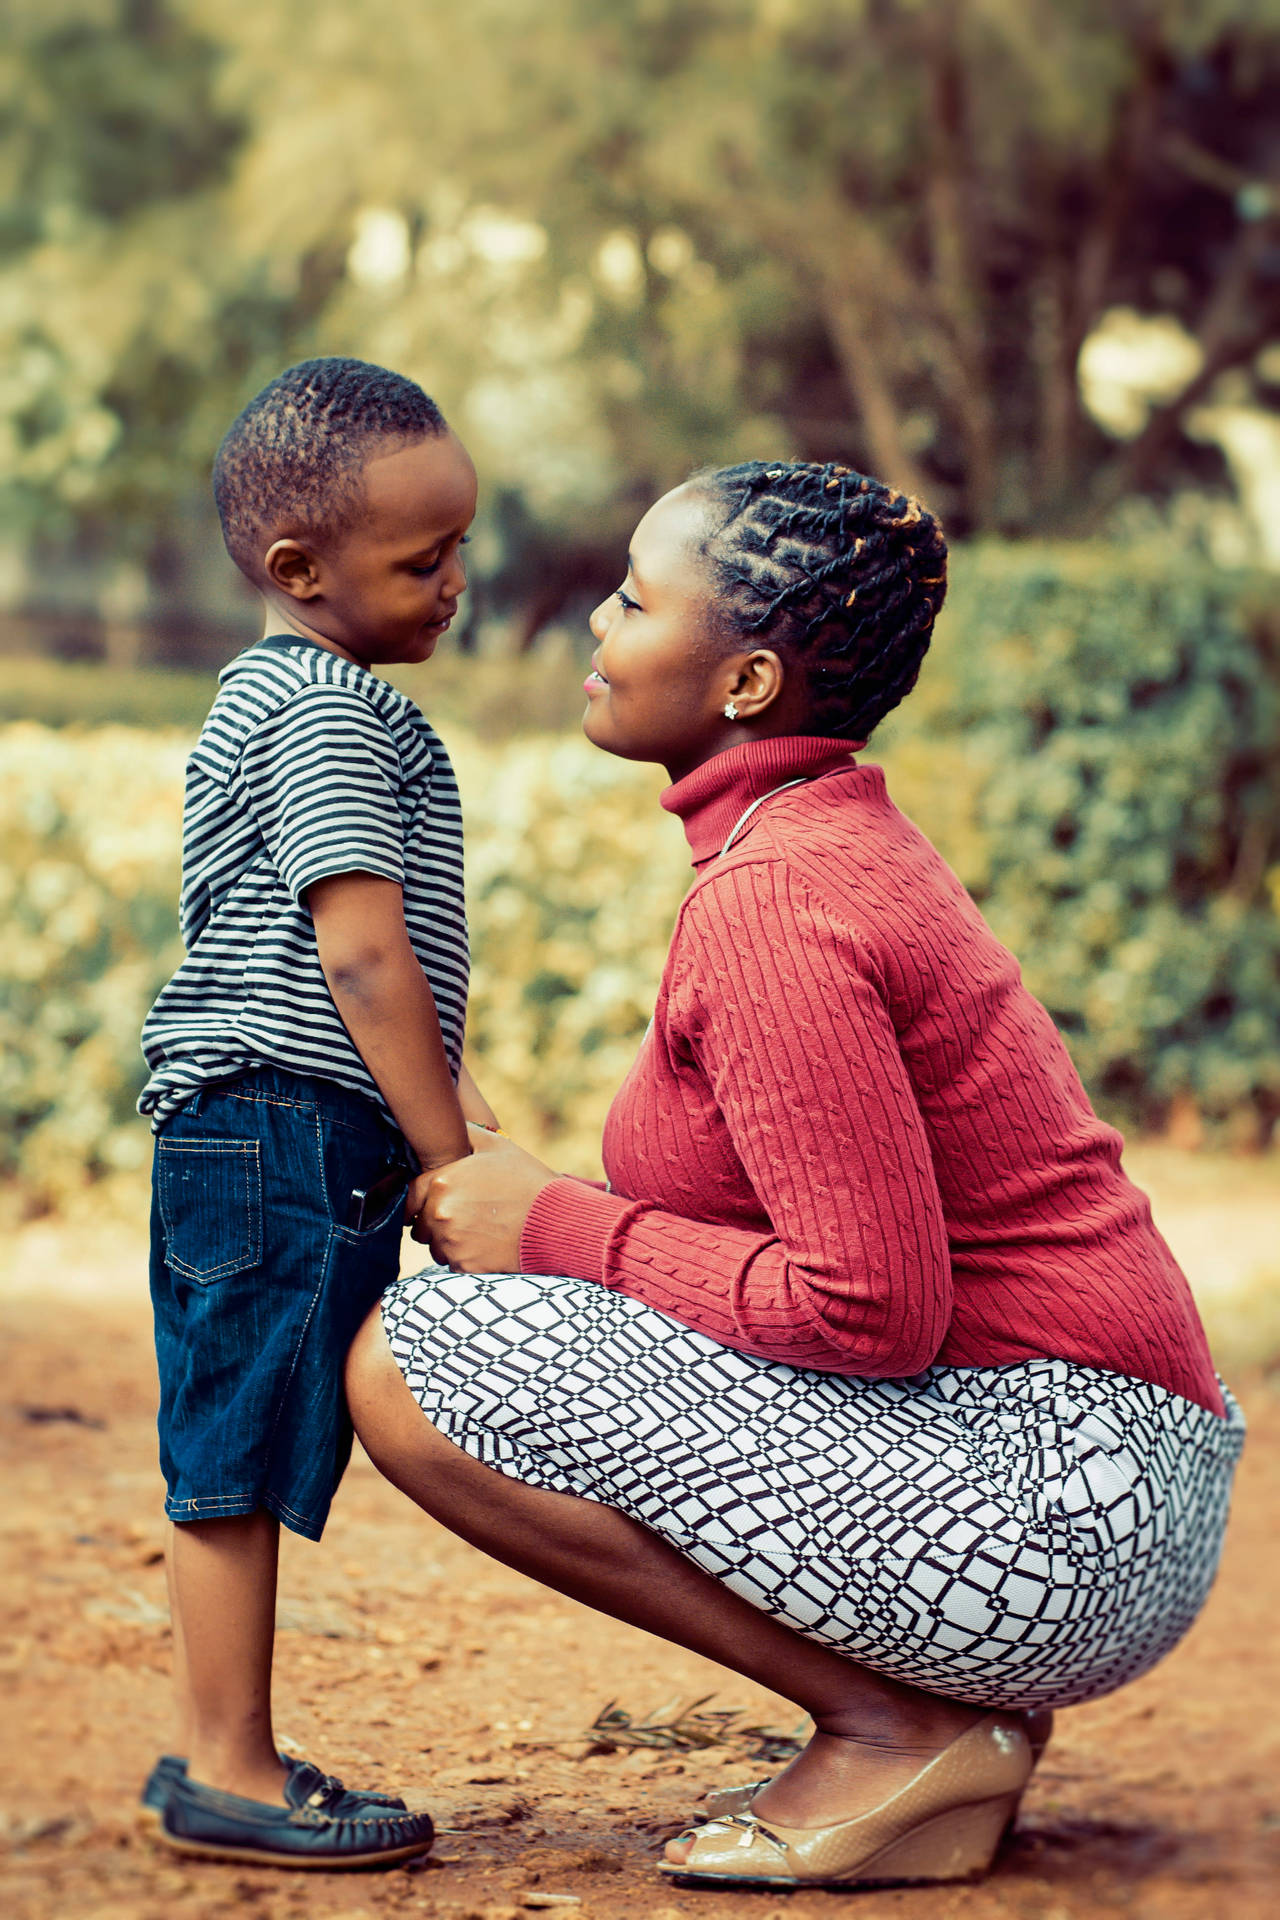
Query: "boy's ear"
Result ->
[[264, 538, 322, 602]]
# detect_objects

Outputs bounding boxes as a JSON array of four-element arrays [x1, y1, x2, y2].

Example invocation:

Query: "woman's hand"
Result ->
[[412, 1125, 556, 1272]]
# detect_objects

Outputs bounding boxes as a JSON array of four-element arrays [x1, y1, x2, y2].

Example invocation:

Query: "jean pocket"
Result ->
[[157, 1138, 263, 1284], [317, 1114, 410, 1238], [343, 1163, 410, 1235]]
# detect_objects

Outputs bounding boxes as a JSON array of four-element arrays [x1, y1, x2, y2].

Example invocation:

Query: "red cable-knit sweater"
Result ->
[[518, 736, 1225, 1416]]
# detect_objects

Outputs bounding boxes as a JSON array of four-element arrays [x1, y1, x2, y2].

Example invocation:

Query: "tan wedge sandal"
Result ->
[[701, 1704, 1053, 1822], [662, 1711, 1032, 1889]]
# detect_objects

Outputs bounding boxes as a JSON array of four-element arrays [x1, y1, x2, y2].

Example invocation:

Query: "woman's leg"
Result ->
[[346, 1310, 983, 1843]]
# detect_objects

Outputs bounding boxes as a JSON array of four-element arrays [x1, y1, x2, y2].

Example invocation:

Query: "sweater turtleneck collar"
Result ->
[[661, 735, 863, 867]]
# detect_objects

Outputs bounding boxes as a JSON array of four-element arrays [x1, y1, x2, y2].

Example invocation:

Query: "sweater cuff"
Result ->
[[518, 1176, 631, 1281]]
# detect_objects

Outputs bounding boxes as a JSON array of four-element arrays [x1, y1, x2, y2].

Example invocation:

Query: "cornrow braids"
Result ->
[[690, 461, 947, 740], [213, 357, 447, 579]]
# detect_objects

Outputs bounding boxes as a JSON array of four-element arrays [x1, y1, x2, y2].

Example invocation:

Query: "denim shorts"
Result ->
[[149, 1067, 411, 1540]]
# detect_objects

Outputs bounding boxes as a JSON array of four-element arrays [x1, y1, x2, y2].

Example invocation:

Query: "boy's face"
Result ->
[[267, 432, 478, 667]]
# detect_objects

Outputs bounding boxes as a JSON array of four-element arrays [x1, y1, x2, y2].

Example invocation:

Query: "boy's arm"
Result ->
[[457, 1058, 502, 1131], [307, 872, 470, 1178]]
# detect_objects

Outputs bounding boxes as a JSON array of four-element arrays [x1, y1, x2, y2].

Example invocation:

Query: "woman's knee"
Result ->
[[345, 1305, 395, 1423], [345, 1306, 427, 1467], [345, 1304, 479, 1503]]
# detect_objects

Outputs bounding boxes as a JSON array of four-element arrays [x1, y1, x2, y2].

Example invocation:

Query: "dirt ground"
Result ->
[[2, 1168, 1278, 1920]]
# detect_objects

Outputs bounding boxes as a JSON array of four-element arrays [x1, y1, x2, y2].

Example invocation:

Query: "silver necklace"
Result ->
[[717, 778, 812, 857]]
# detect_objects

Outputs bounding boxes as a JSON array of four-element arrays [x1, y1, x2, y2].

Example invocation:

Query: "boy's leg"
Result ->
[[163, 1524, 190, 1753], [167, 1509, 289, 1803], [150, 1071, 409, 1811], [154, 1500, 436, 1865]]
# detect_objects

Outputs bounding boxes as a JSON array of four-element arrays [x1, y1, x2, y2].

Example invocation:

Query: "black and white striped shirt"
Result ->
[[139, 636, 469, 1126]]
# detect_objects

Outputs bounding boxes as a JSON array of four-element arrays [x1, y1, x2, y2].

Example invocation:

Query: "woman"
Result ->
[[346, 461, 1244, 1891]]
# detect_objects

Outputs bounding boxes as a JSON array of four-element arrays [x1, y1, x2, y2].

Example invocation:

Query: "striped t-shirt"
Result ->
[[139, 635, 469, 1126]]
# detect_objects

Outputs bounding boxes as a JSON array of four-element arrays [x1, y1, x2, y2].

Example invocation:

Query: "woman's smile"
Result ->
[[581, 486, 757, 777]]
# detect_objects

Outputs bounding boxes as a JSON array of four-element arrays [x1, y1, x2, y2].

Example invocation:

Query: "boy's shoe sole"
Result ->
[[151, 1762, 433, 1871], [156, 1826, 435, 1870]]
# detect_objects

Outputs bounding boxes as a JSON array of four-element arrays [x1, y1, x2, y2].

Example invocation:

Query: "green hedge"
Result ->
[[2, 541, 1277, 1213], [877, 544, 1280, 1140]]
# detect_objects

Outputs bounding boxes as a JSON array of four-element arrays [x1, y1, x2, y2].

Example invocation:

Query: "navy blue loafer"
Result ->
[[139, 1752, 407, 1826], [156, 1761, 434, 1869], [139, 1753, 186, 1825]]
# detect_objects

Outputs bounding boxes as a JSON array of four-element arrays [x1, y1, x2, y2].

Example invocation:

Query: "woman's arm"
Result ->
[[519, 860, 953, 1376]]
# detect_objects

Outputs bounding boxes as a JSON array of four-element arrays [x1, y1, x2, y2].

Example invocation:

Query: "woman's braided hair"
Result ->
[[690, 461, 947, 740]]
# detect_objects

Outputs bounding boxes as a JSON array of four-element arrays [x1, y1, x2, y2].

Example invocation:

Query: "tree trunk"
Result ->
[[1029, 258, 1077, 525], [730, 172, 932, 504], [813, 276, 930, 503], [1091, 216, 1280, 509], [1033, 30, 1164, 520], [924, 3, 997, 530]]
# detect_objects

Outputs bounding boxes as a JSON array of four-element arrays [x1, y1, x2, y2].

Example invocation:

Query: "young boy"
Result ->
[[138, 357, 498, 1868]]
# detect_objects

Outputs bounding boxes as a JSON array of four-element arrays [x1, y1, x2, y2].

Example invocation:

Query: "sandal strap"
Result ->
[[688, 1813, 790, 1862]]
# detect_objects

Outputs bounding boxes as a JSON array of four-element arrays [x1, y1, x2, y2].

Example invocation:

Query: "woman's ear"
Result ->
[[264, 538, 322, 602], [726, 648, 786, 718]]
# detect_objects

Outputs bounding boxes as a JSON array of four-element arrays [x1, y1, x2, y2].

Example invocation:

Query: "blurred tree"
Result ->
[[0, 0, 335, 582], [2, 0, 240, 249], [2, 1, 235, 539], [397, 0, 1280, 535], [3, 0, 1278, 619]]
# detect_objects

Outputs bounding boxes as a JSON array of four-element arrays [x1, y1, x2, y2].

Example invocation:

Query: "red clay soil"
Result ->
[[1, 1288, 1276, 1920]]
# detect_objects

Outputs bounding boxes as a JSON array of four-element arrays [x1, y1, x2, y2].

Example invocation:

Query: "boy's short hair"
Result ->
[[213, 357, 447, 580]]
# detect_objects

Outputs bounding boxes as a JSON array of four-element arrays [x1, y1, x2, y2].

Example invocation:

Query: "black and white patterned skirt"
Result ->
[[382, 1267, 1245, 1710]]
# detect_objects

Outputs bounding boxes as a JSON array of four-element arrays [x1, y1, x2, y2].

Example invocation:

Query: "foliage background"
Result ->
[[4, 0, 1279, 631], [4, 543, 1277, 1214]]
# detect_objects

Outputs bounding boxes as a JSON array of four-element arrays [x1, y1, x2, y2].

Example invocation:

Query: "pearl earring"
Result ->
[[723, 701, 739, 720]]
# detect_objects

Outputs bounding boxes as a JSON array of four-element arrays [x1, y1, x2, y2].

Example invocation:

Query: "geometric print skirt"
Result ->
[[381, 1267, 1246, 1711]]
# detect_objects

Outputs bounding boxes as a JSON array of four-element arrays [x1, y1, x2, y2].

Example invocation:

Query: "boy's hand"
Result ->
[[411, 1126, 555, 1272], [404, 1168, 439, 1229]]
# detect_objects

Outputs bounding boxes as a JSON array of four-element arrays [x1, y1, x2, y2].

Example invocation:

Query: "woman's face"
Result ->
[[584, 485, 747, 779]]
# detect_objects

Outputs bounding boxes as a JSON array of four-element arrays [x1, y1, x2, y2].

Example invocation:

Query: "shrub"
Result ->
[[0, 724, 188, 1203], [877, 544, 1280, 1140], [2, 541, 1277, 1210]]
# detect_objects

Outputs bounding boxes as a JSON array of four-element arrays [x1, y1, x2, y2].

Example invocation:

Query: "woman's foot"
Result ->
[[667, 1702, 985, 1867], [663, 1712, 1032, 1887], [699, 1703, 1057, 1824]]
